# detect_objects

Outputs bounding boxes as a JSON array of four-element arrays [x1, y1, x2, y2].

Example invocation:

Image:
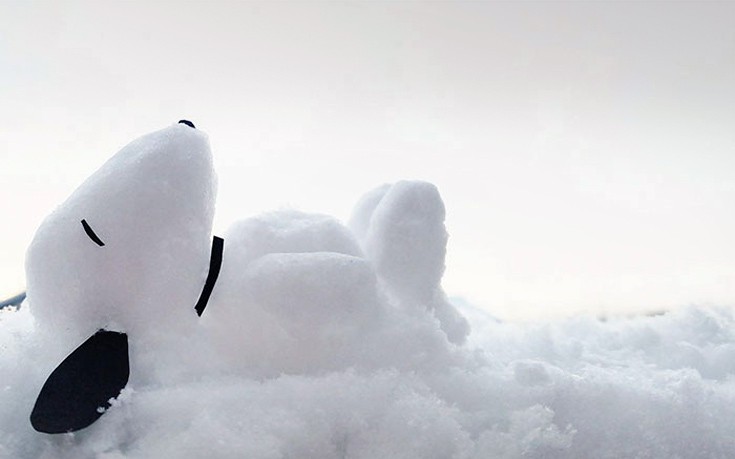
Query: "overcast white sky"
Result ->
[[1, 1, 734, 320]]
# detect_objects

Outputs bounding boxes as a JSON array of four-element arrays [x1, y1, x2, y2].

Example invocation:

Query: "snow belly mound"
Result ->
[[2, 125, 735, 458], [206, 250, 381, 376]]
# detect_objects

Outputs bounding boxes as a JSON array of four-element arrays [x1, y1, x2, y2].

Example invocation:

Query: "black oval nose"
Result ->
[[178, 120, 196, 129]]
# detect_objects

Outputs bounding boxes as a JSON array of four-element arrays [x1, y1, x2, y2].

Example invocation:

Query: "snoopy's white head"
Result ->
[[26, 121, 217, 343], [25, 121, 220, 434]]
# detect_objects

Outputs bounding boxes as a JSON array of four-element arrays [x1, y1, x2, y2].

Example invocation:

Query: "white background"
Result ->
[[1, 1, 733, 320]]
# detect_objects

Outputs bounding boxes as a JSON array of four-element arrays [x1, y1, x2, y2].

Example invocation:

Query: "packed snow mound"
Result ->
[[3, 124, 735, 457], [203, 203, 465, 378], [223, 210, 363, 267]]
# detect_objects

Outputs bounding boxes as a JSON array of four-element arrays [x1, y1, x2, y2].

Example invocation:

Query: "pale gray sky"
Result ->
[[1, 1, 734, 319]]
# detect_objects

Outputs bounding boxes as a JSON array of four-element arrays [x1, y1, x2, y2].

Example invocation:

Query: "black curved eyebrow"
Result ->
[[81, 219, 105, 247]]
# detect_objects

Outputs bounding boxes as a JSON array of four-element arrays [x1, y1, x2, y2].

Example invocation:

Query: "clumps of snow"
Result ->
[[5, 302, 735, 458], [2, 124, 735, 458]]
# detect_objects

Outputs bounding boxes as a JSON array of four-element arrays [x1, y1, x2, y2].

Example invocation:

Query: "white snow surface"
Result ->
[[2, 124, 735, 458]]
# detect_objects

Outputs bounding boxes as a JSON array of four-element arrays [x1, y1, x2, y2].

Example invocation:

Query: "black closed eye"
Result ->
[[81, 219, 105, 247]]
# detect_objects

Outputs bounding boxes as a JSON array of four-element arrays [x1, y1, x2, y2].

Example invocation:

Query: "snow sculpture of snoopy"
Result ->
[[25, 121, 223, 433], [23, 120, 468, 436]]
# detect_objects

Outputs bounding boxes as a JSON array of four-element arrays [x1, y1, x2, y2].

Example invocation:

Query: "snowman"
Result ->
[[25, 121, 223, 434], [24, 120, 468, 437]]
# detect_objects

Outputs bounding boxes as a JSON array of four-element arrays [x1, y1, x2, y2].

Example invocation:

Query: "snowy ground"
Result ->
[[2, 124, 734, 458], [4, 302, 735, 458]]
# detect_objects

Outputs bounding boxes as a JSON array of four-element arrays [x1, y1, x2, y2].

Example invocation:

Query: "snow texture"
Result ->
[[2, 124, 735, 458]]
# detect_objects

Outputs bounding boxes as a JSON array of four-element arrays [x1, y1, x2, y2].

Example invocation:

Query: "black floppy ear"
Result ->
[[31, 330, 129, 434]]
